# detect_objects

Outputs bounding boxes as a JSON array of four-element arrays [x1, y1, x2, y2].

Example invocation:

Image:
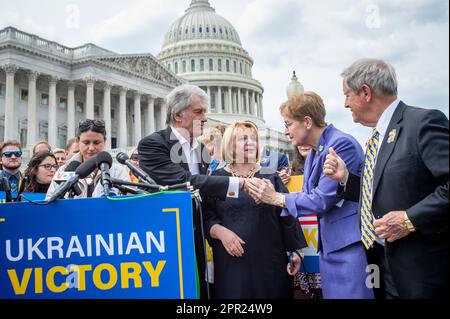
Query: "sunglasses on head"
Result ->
[[1, 151, 22, 158], [78, 119, 106, 135]]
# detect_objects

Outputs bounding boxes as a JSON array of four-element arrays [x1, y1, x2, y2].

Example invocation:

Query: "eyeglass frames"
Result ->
[[1, 151, 23, 158], [39, 164, 59, 170]]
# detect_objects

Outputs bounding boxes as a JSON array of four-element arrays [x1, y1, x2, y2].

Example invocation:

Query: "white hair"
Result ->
[[165, 84, 209, 126], [341, 58, 398, 97]]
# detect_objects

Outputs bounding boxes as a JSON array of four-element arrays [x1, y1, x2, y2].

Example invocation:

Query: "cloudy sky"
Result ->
[[1, 0, 448, 145]]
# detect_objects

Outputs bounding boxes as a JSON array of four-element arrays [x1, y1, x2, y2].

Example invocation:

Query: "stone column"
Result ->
[[103, 83, 112, 150], [160, 100, 167, 130], [228, 87, 232, 114], [3, 64, 18, 141], [67, 82, 76, 140], [133, 91, 142, 146], [119, 87, 128, 148], [26, 71, 39, 148], [217, 86, 222, 113], [48, 76, 58, 148], [238, 88, 242, 114], [251, 91, 256, 116], [259, 93, 264, 119], [147, 96, 155, 135], [206, 86, 211, 113], [245, 89, 249, 115], [85, 76, 95, 119]]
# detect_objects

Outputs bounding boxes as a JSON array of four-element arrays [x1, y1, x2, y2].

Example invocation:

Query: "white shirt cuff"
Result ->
[[227, 177, 240, 198]]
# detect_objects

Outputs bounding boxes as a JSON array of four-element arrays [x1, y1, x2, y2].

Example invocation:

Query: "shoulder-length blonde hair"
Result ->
[[221, 121, 260, 164]]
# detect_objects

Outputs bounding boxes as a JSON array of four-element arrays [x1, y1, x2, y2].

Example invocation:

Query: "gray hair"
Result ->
[[165, 84, 210, 126], [341, 58, 398, 97]]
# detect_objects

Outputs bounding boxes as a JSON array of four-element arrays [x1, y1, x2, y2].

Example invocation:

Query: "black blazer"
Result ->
[[138, 127, 230, 200], [339, 102, 449, 298]]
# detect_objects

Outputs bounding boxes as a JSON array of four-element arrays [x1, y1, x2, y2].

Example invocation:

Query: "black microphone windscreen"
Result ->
[[116, 152, 128, 165], [96, 151, 113, 168], [65, 161, 81, 172], [75, 156, 98, 179]]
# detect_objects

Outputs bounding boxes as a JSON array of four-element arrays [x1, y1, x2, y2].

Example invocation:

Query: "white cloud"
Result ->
[[0, 11, 56, 39], [1, 0, 447, 146], [89, 0, 174, 44]]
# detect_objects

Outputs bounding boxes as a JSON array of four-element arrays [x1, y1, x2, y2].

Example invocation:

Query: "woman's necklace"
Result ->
[[229, 164, 258, 178]]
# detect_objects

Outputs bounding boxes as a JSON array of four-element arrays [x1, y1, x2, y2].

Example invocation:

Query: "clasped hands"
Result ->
[[242, 177, 281, 206]]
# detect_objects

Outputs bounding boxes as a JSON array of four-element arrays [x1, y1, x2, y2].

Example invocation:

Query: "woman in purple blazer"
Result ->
[[247, 92, 374, 299]]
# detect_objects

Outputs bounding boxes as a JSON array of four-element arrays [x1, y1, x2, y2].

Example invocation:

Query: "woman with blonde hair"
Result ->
[[204, 121, 306, 299]]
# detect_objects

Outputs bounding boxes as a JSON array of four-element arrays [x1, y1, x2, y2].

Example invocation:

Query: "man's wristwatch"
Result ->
[[404, 212, 416, 232]]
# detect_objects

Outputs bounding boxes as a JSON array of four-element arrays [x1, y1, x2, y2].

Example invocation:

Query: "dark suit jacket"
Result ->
[[339, 101, 449, 298], [138, 127, 230, 200]]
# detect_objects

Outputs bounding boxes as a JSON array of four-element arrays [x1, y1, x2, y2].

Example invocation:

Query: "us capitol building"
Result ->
[[0, 0, 292, 160]]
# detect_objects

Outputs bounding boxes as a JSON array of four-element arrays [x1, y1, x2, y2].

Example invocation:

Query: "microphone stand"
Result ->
[[110, 177, 161, 192], [114, 184, 149, 195]]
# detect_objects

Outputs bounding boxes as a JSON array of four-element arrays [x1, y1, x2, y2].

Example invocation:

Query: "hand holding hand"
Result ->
[[245, 178, 281, 206]]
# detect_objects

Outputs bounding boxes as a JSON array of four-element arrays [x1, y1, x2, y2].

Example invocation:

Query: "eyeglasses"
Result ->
[[1, 151, 23, 158], [39, 164, 59, 171], [130, 154, 139, 161]]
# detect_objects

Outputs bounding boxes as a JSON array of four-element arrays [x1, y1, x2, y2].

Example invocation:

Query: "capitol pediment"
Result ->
[[95, 55, 184, 87]]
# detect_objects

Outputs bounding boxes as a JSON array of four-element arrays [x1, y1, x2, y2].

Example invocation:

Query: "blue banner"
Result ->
[[1, 192, 46, 203], [0, 192, 198, 299]]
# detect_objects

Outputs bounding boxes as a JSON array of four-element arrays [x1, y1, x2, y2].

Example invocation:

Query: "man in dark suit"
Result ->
[[138, 84, 245, 299], [323, 58, 448, 299]]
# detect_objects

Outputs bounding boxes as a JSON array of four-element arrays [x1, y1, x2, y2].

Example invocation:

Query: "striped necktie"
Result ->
[[361, 128, 380, 249]]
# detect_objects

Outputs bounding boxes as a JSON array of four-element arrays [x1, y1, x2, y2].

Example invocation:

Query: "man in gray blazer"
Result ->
[[324, 58, 448, 299]]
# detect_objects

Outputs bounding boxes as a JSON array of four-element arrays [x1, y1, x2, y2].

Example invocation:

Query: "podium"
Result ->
[[0, 192, 198, 299]]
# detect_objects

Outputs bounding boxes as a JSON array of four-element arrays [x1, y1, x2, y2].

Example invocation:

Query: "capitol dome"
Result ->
[[162, 0, 242, 48], [158, 0, 265, 127]]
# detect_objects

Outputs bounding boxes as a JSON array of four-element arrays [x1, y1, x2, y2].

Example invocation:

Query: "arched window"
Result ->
[[174, 62, 178, 73], [191, 59, 196, 72], [218, 59, 222, 71], [182, 60, 187, 73], [226, 60, 230, 72], [233, 61, 237, 73]]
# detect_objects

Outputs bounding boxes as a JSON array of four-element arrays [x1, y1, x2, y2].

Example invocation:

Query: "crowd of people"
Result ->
[[1, 58, 448, 299]]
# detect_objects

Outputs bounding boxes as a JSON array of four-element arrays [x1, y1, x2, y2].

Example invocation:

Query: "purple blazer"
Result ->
[[283, 124, 364, 254]]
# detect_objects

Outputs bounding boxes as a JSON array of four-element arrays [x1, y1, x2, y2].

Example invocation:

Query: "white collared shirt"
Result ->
[[171, 126, 200, 175], [374, 98, 400, 153], [170, 126, 239, 198]]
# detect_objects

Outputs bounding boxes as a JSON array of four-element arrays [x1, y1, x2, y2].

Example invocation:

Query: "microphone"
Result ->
[[95, 151, 113, 196], [54, 161, 81, 184], [116, 152, 157, 185], [47, 156, 98, 203]]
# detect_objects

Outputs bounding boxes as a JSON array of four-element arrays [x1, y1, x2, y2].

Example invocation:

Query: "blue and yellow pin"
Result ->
[[387, 129, 397, 144]]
